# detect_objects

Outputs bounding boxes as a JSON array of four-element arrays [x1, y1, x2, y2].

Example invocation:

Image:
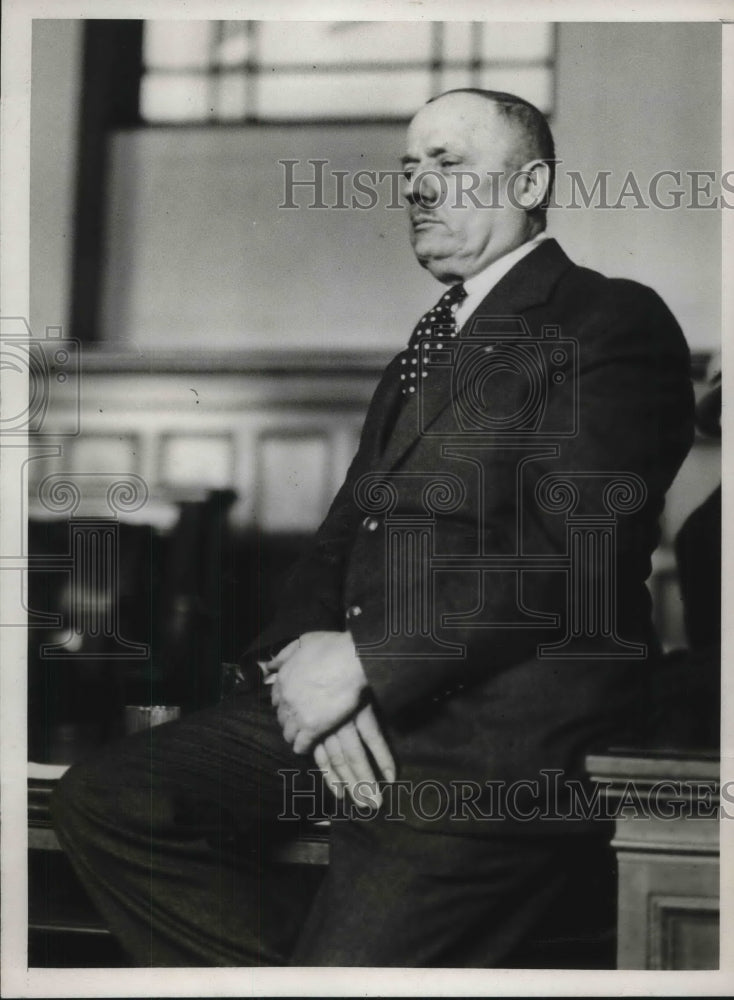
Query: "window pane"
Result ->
[[442, 22, 474, 62], [480, 23, 554, 62], [258, 69, 431, 119], [258, 21, 432, 66], [438, 67, 476, 94], [479, 66, 554, 113], [138, 19, 556, 123], [216, 72, 249, 120], [143, 21, 213, 70], [140, 74, 211, 122], [217, 21, 254, 66]]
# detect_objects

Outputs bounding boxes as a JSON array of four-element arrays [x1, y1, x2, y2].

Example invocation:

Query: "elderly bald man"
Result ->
[[52, 89, 694, 968]]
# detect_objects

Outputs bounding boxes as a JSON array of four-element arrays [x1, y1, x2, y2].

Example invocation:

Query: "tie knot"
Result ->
[[439, 282, 467, 310]]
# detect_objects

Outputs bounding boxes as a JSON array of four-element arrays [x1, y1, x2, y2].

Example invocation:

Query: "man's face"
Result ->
[[401, 93, 529, 283]]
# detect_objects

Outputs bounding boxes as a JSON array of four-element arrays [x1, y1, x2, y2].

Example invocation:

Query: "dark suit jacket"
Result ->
[[250, 239, 694, 833]]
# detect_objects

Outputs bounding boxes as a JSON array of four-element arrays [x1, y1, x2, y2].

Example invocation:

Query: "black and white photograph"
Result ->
[[1, 1, 731, 995]]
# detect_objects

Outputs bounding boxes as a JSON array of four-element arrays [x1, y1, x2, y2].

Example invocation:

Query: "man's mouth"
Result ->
[[411, 215, 442, 231]]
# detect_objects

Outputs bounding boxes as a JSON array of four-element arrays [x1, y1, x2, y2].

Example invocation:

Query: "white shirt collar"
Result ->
[[455, 232, 549, 329]]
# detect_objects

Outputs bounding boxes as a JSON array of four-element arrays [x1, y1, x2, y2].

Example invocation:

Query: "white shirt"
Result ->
[[454, 232, 548, 330]]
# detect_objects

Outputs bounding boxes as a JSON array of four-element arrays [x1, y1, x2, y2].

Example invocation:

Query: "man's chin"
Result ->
[[410, 231, 464, 271], [414, 248, 463, 282]]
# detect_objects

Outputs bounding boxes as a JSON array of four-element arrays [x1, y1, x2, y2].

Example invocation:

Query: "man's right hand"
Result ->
[[260, 637, 396, 809], [313, 703, 395, 810]]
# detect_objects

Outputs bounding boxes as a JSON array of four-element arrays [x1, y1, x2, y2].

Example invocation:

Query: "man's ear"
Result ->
[[512, 159, 552, 211]]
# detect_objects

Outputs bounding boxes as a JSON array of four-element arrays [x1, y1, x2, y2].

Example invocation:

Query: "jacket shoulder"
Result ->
[[552, 261, 690, 359], [561, 261, 668, 307]]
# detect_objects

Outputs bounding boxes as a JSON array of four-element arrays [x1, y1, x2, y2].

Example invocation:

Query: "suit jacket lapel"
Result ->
[[362, 350, 407, 464], [377, 239, 574, 472]]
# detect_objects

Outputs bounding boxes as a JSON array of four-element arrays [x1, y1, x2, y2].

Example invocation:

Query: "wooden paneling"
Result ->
[[29, 351, 378, 530], [158, 432, 236, 489], [256, 430, 333, 531], [587, 752, 720, 970], [28, 350, 719, 650], [649, 893, 719, 970], [67, 433, 141, 477]]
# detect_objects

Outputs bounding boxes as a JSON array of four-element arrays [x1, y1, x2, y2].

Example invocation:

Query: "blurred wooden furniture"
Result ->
[[587, 750, 719, 970]]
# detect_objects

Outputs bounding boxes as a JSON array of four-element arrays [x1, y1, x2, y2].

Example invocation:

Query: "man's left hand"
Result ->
[[269, 630, 368, 754]]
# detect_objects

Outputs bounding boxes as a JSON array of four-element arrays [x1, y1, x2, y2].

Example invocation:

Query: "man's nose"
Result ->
[[404, 169, 445, 207]]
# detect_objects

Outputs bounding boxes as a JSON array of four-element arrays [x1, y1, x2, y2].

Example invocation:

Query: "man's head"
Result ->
[[401, 89, 556, 283]]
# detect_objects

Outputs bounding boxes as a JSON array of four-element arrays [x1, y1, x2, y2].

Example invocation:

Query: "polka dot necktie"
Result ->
[[399, 282, 467, 397]]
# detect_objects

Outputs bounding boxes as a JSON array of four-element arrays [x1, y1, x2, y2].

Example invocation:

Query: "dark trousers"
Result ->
[[51, 681, 616, 967]]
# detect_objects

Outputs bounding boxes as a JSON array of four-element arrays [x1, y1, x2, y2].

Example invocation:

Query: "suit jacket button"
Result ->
[[362, 517, 379, 531], [346, 605, 362, 619]]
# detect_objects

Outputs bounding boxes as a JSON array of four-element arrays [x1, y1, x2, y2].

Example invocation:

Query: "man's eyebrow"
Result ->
[[400, 146, 463, 166]]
